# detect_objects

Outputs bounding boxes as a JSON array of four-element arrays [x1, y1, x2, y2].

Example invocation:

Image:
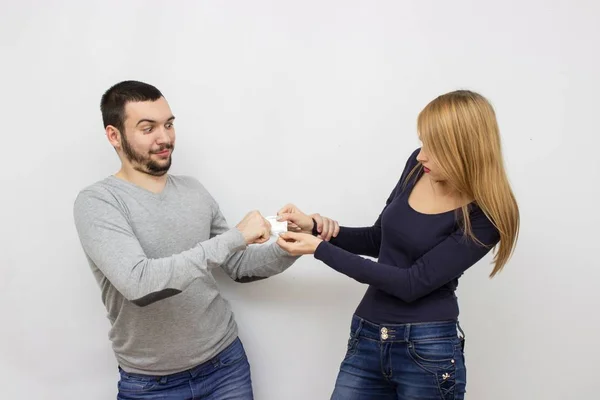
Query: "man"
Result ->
[[73, 80, 299, 399]]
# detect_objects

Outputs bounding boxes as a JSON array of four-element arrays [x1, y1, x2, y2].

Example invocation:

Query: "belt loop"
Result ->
[[404, 324, 411, 342], [158, 375, 168, 384], [457, 321, 466, 340], [353, 318, 364, 339]]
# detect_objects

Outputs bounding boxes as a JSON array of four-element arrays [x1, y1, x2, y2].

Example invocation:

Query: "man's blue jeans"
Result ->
[[117, 338, 253, 400]]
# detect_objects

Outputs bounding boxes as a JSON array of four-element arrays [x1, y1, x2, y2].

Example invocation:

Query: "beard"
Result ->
[[121, 134, 173, 177]]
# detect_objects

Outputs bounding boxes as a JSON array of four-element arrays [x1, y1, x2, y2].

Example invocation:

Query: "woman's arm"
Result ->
[[278, 148, 420, 257], [277, 179, 401, 257], [278, 209, 500, 303]]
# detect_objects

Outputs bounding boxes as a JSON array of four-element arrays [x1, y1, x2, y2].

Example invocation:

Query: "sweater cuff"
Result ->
[[222, 228, 248, 252], [314, 240, 331, 261], [273, 241, 297, 258]]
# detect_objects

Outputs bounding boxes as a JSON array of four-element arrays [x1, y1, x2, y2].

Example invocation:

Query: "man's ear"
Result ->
[[106, 125, 121, 149]]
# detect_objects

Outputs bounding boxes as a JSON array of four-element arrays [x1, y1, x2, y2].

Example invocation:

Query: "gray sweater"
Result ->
[[73, 175, 298, 375]]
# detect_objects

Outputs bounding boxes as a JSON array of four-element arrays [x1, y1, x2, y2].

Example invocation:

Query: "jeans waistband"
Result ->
[[118, 337, 240, 383], [349, 315, 464, 342]]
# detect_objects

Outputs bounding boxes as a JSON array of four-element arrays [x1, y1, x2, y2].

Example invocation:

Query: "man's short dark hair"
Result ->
[[100, 80, 163, 134]]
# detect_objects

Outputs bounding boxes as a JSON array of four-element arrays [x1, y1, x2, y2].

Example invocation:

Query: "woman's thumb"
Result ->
[[277, 213, 296, 223]]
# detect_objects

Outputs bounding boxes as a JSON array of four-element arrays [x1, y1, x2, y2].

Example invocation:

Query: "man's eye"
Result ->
[[143, 127, 153, 133], [165, 123, 173, 129]]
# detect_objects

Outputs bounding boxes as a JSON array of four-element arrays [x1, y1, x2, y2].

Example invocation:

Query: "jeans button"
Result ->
[[380, 327, 389, 340]]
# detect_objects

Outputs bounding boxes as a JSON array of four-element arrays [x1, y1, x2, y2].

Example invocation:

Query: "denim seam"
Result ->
[[411, 338, 457, 363], [217, 348, 246, 368], [343, 337, 360, 361], [352, 319, 364, 339], [359, 318, 456, 328], [405, 344, 457, 400], [356, 336, 457, 344], [118, 378, 159, 393], [406, 341, 457, 372], [380, 342, 393, 380], [358, 336, 405, 343]]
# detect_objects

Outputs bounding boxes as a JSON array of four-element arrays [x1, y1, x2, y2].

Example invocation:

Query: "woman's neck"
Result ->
[[427, 175, 470, 203]]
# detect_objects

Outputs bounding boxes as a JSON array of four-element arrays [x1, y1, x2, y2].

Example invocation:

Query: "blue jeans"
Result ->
[[331, 315, 466, 400], [117, 337, 253, 400]]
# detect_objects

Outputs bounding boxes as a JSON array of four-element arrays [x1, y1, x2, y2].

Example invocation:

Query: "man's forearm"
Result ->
[[220, 242, 299, 282]]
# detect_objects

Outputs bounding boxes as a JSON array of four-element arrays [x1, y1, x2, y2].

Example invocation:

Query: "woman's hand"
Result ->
[[276, 232, 323, 256], [312, 213, 340, 242], [277, 204, 314, 233], [277, 203, 340, 241]]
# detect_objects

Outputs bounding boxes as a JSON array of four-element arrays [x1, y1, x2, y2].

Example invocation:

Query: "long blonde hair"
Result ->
[[409, 90, 519, 277]]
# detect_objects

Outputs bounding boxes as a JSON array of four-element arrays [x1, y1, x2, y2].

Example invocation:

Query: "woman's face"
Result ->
[[416, 145, 445, 182]]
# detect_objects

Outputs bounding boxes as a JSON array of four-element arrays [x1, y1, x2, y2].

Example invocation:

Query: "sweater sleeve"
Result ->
[[314, 208, 500, 303], [73, 189, 247, 307], [209, 204, 300, 283]]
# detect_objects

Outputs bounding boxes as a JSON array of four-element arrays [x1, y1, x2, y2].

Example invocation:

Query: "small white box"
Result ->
[[265, 216, 288, 236]]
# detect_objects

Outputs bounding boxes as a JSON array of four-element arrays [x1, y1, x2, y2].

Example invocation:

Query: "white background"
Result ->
[[1, 1, 598, 399]]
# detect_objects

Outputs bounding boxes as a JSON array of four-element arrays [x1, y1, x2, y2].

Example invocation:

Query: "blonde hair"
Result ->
[[408, 90, 519, 277]]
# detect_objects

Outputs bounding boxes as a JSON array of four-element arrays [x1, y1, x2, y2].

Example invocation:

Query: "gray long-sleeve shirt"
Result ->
[[73, 174, 298, 375]]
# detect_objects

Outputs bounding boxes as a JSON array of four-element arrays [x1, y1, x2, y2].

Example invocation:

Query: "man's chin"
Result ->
[[135, 160, 171, 177], [148, 169, 169, 177]]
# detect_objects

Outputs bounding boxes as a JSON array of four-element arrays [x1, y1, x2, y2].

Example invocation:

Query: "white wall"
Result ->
[[1, 1, 598, 399]]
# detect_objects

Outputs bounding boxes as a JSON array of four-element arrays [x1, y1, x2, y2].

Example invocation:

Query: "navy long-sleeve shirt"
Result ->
[[314, 149, 500, 323]]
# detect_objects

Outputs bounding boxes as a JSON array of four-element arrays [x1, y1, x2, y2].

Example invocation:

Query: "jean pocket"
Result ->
[[218, 338, 247, 367], [410, 339, 456, 363], [408, 339, 459, 400], [118, 373, 158, 393]]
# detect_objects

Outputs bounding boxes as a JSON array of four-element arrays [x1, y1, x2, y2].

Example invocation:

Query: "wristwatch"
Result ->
[[311, 218, 319, 237]]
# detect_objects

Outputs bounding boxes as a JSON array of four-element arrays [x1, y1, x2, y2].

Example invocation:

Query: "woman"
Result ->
[[277, 90, 519, 399]]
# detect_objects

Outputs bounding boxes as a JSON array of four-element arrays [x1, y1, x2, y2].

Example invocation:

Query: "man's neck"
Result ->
[[115, 166, 168, 194]]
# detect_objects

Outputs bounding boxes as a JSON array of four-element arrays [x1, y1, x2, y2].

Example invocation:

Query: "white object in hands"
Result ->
[[265, 216, 288, 237]]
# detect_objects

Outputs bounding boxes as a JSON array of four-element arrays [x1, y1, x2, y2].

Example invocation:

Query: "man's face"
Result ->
[[119, 97, 176, 176]]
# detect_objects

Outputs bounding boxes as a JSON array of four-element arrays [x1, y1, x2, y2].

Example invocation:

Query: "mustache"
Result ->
[[150, 143, 174, 154]]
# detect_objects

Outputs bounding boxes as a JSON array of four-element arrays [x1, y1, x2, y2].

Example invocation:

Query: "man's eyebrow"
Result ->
[[136, 119, 156, 126], [136, 116, 175, 126]]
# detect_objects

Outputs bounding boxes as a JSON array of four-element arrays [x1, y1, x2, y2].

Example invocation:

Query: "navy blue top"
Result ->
[[314, 149, 500, 324]]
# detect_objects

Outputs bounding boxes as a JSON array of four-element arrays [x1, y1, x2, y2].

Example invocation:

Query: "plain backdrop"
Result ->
[[1, 1, 598, 399]]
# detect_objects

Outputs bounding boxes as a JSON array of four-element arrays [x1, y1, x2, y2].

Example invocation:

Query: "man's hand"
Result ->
[[277, 203, 340, 241], [236, 211, 272, 245], [276, 232, 323, 256]]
